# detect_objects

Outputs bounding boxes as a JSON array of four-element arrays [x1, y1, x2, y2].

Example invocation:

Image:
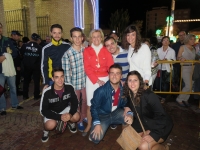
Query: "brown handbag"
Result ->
[[116, 92, 146, 150]]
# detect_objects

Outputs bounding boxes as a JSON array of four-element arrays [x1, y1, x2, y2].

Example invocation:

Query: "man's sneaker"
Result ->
[[67, 122, 77, 133], [110, 124, 117, 130], [41, 131, 49, 142], [77, 122, 85, 132], [12, 106, 23, 109]]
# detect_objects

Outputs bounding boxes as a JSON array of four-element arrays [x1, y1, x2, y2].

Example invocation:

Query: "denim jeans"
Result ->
[[0, 73, 19, 110], [89, 108, 125, 144]]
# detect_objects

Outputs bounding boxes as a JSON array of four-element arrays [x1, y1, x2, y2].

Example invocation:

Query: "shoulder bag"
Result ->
[[116, 92, 146, 150]]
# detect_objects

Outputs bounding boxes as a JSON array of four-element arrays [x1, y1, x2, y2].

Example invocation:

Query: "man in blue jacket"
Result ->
[[0, 23, 23, 115], [89, 64, 133, 144]]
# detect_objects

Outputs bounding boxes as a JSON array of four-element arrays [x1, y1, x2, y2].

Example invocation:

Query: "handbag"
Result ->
[[55, 120, 67, 133], [116, 92, 146, 150], [0, 85, 6, 97]]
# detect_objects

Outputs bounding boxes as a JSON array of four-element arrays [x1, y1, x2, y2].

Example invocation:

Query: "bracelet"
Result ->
[[126, 111, 133, 116]]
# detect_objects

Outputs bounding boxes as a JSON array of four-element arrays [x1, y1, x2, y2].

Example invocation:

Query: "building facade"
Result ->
[[1, 0, 99, 39]]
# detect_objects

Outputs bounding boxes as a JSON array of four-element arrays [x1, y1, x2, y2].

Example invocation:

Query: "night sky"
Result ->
[[99, 0, 200, 30]]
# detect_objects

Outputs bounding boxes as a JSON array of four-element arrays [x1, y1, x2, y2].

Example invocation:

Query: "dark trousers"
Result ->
[[153, 70, 170, 98], [15, 69, 21, 91], [23, 66, 41, 98]]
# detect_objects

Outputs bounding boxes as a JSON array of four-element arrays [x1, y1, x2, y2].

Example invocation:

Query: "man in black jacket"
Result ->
[[41, 24, 71, 88], [20, 33, 42, 100], [10, 30, 23, 95], [40, 67, 80, 142]]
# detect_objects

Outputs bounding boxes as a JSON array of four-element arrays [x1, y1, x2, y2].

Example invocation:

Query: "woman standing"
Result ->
[[124, 71, 173, 150], [155, 36, 176, 102], [122, 25, 151, 88], [83, 29, 114, 136], [176, 34, 196, 107]]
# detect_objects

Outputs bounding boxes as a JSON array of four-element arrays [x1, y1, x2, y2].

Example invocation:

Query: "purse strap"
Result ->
[[129, 91, 146, 135]]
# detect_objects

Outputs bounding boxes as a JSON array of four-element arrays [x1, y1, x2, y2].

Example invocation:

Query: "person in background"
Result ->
[[109, 31, 121, 46], [143, 38, 150, 47], [122, 25, 151, 89], [22, 37, 30, 43], [83, 28, 114, 136], [45, 35, 51, 44], [10, 30, 23, 95], [172, 31, 186, 91], [89, 64, 132, 143], [40, 67, 80, 142], [176, 34, 196, 107], [62, 27, 88, 132], [155, 36, 176, 103], [0, 23, 23, 115], [123, 70, 173, 150], [20, 33, 42, 100], [143, 38, 159, 90], [18, 41, 23, 48]]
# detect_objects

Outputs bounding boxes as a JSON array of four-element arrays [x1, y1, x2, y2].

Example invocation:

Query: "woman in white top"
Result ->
[[156, 36, 176, 102], [122, 25, 151, 88]]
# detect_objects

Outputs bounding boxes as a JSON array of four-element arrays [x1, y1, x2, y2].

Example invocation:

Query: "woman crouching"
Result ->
[[123, 71, 173, 150]]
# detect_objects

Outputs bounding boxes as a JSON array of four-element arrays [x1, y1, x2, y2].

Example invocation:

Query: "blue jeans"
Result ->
[[89, 108, 125, 144], [0, 73, 19, 110]]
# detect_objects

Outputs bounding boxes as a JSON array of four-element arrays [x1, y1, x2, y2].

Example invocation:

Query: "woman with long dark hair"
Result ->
[[123, 71, 173, 150], [122, 25, 151, 88]]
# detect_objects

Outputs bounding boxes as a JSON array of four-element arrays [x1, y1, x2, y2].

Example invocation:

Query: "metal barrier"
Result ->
[[36, 15, 50, 39], [153, 60, 200, 108], [4, 6, 28, 37]]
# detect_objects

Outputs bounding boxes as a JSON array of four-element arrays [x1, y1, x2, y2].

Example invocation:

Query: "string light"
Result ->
[[174, 19, 200, 22]]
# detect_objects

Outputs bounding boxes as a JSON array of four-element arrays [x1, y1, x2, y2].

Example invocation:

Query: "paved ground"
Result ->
[[0, 82, 200, 150]]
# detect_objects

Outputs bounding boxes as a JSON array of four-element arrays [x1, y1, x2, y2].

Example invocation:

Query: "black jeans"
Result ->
[[23, 65, 41, 98]]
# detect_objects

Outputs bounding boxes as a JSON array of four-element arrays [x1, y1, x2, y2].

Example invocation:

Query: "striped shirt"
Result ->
[[114, 51, 129, 81], [62, 46, 86, 90]]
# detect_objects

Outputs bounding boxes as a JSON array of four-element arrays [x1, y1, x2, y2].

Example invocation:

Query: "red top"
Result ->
[[83, 46, 114, 84]]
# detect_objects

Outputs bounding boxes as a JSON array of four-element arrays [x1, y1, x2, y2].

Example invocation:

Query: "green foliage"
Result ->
[[109, 9, 130, 38]]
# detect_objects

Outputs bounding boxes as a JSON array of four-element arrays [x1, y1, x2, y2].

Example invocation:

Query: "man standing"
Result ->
[[172, 31, 186, 90], [0, 23, 23, 115], [41, 24, 71, 87], [104, 37, 129, 83], [10, 30, 23, 95], [62, 27, 87, 132], [20, 33, 42, 100], [40, 67, 80, 142], [89, 64, 133, 144]]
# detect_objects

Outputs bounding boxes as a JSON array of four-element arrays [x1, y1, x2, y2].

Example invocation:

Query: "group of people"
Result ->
[[1, 21, 199, 149], [37, 24, 175, 150]]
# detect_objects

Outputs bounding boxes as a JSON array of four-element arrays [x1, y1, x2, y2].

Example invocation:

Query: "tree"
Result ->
[[109, 9, 130, 38]]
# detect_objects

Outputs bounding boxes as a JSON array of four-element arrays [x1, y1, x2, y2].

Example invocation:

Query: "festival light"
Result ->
[[74, 0, 99, 30]]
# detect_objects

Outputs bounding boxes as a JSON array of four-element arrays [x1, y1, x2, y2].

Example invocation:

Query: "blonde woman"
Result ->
[[83, 29, 114, 136]]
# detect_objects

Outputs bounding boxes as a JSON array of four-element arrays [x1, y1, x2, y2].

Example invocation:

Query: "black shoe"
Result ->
[[12, 106, 23, 109], [67, 122, 77, 133], [0, 111, 6, 115], [41, 131, 49, 142], [23, 96, 29, 100], [34, 95, 41, 100], [110, 124, 117, 130]]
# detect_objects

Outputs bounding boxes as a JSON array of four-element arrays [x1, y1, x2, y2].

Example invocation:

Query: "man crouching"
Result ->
[[40, 67, 80, 142]]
